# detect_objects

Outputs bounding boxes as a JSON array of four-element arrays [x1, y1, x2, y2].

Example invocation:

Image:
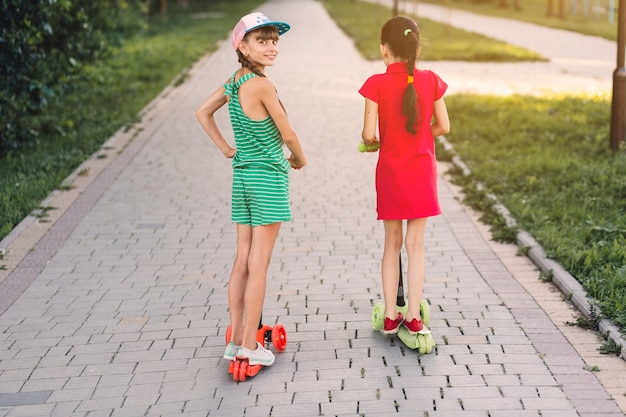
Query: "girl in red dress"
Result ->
[[359, 16, 450, 335]]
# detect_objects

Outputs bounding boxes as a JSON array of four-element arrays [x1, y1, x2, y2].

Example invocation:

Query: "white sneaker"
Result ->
[[238, 342, 275, 366], [223, 342, 241, 360]]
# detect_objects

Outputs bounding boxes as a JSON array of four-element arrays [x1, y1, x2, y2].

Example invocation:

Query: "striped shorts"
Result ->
[[231, 168, 291, 227]]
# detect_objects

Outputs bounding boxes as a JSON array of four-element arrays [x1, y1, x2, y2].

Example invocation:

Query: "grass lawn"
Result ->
[[0, 0, 262, 242], [419, 0, 619, 41], [322, 0, 544, 61]]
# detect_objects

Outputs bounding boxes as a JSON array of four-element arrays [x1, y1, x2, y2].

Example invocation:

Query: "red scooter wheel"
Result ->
[[238, 360, 248, 382], [271, 323, 287, 351], [231, 360, 240, 382]]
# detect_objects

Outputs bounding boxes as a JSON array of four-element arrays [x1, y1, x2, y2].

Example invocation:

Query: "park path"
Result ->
[[0, 0, 624, 416]]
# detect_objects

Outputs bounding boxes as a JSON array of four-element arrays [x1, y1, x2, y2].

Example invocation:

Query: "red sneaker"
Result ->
[[403, 318, 424, 335], [383, 313, 404, 335]]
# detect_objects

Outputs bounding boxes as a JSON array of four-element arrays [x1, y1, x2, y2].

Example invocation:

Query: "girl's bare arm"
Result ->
[[259, 80, 307, 169], [195, 84, 236, 158], [361, 98, 379, 145], [430, 97, 450, 138]]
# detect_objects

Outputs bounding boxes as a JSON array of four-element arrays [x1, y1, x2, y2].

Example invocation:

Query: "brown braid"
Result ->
[[402, 29, 419, 134], [236, 50, 266, 78], [380, 16, 420, 134]]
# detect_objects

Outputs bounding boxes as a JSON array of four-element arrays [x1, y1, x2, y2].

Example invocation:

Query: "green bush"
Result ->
[[0, 0, 145, 152], [0, 0, 262, 243]]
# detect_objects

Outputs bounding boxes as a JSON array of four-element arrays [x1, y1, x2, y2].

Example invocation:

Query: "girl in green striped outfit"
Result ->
[[195, 12, 306, 367]]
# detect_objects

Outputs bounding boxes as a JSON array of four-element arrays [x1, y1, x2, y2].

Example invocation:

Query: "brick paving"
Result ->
[[0, 0, 624, 416]]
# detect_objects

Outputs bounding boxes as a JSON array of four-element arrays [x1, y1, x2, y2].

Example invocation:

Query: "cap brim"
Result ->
[[245, 21, 290, 36]]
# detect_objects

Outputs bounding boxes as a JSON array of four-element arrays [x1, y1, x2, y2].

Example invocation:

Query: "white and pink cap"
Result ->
[[231, 12, 290, 51]]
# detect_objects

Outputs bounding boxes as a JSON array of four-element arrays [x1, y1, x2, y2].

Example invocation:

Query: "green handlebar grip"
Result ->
[[358, 142, 380, 152]]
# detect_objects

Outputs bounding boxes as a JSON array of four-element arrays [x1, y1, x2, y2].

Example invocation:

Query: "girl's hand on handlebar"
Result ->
[[358, 140, 380, 152]]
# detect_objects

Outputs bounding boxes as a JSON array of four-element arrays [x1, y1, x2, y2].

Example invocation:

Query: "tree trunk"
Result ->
[[559, 0, 566, 18]]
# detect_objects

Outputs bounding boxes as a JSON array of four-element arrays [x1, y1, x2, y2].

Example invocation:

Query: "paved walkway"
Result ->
[[0, 0, 624, 416]]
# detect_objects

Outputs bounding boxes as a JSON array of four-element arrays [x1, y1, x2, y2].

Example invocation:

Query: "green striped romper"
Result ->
[[224, 72, 292, 227]]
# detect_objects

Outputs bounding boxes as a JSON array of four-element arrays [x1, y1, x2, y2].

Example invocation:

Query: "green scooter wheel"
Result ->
[[417, 334, 427, 354], [417, 332, 434, 354], [372, 302, 385, 330], [426, 333, 435, 353]]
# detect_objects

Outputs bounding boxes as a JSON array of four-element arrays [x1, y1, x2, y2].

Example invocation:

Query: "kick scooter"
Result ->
[[359, 141, 435, 353], [371, 255, 436, 354], [225, 318, 287, 382]]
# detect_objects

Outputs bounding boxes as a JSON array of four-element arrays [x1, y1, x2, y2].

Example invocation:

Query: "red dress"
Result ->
[[359, 62, 447, 220]]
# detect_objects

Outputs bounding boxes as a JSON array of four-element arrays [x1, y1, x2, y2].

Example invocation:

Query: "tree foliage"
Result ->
[[0, 0, 145, 153]]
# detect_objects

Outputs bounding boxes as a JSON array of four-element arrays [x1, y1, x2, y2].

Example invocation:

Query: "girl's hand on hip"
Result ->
[[288, 154, 305, 170], [224, 147, 236, 158]]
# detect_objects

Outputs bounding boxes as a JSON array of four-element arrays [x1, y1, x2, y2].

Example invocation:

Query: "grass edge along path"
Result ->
[[443, 93, 626, 340]]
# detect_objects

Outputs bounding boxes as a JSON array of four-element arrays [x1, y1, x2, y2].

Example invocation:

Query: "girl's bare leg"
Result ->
[[382, 220, 403, 319], [228, 224, 252, 346], [241, 222, 282, 350], [405, 217, 428, 322]]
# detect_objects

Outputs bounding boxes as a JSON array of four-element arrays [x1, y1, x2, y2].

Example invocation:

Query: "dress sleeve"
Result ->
[[358, 75, 379, 103], [431, 71, 448, 100]]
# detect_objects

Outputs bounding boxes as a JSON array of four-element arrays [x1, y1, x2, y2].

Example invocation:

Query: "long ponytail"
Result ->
[[380, 16, 421, 134], [236, 50, 266, 78], [402, 28, 419, 134]]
